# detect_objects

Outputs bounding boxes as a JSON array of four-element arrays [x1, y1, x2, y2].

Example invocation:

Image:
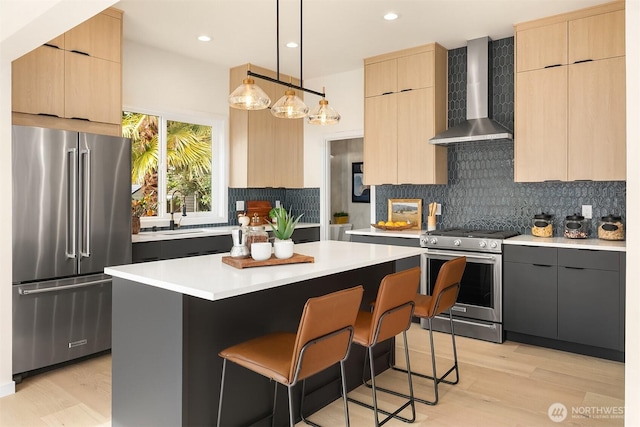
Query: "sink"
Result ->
[[156, 229, 206, 236]]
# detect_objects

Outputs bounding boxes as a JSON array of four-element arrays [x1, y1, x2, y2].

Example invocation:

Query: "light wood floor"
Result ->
[[0, 324, 624, 426]]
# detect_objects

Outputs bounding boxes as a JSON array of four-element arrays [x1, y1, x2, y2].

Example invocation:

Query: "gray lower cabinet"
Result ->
[[349, 234, 420, 271], [132, 235, 233, 263], [132, 227, 320, 263], [504, 245, 625, 356]]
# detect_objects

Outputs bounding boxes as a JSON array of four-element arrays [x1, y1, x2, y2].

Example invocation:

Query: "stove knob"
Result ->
[[453, 239, 461, 246], [490, 241, 498, 249], [430, 238, 438, 245], [479, 240, 487, 248]]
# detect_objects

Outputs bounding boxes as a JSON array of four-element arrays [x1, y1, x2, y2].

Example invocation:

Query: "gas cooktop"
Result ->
[[425, 228, 520, 239]]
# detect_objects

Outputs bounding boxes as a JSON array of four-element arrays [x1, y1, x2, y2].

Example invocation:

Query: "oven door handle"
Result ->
[[427, 251, 496, 261]]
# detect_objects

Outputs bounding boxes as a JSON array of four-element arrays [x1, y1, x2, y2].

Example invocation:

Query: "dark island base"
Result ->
[[505, 331, 624, 362], [112, 262, 396, 427]]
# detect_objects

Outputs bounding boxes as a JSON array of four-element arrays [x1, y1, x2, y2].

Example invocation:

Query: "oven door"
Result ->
[[420, 249, 502, 324]]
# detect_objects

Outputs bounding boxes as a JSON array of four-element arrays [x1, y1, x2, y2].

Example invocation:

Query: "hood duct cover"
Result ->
[[430, 37, 513, 145]]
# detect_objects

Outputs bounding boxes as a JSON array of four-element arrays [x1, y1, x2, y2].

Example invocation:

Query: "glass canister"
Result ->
[[245, 214, 269, 249], [564, 214, 590, 239], [532, 213, 553, 237], [597, 215, 625, 241]]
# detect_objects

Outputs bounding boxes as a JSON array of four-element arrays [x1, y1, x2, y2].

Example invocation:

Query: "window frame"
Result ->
[[125, 106, 228, 228]]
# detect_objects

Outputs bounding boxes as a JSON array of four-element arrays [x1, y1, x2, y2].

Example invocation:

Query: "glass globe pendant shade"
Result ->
[[228, 77, 271, 110], [307, 98, 341, 125], [271, 89, 309, 119]]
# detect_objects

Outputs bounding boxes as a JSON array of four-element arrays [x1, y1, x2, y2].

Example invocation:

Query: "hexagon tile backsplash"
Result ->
[[377, 37, 626, 236]]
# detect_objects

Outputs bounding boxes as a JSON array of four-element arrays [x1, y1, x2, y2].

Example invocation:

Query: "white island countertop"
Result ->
[[106, 240, 426, 301]]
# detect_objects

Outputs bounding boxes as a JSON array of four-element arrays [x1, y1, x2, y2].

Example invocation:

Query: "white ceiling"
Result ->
[[115, 0, 610, 80]]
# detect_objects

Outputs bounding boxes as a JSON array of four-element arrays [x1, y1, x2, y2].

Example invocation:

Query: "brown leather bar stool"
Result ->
[[216, 285, 364, 427], [347, 268, 419, 427], [383, 258, 466, 406]]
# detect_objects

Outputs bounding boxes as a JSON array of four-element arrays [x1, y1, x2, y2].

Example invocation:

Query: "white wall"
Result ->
[[0, 0, 117, 398], [123, 41, 229, 117], [624, 1, 639, 425]]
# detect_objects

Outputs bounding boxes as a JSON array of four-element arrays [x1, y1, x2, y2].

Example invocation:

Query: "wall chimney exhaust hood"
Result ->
[[430, 37, 512, 145]]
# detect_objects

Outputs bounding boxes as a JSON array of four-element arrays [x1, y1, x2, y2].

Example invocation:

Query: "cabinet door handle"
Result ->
[[38, 113, 60, 118], [573, 59, 594, 64], [43, 43, 61, 49], [563, 266, 585, 270], [381, 91, 394, 96], [400, 88, 413, 92], [70, 49, 90, 56], [71, 117, 91, 121], [544, 64, 563, 68], [532, 263, 552, 267]]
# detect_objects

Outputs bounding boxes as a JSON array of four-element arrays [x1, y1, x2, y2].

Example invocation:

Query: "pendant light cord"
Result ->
[[300, 0, 303, 87], [276, 0, 280, 81]]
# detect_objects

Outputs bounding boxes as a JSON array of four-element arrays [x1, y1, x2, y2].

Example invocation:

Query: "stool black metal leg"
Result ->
[[216, 359, 227, 427]]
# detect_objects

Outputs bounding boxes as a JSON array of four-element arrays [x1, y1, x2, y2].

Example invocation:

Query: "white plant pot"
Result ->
[[273, 239, 294, 259]]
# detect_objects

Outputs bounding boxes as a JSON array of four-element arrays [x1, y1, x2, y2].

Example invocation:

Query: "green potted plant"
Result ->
[[333, 211, 349, 224], [269, 207, 303, 259]]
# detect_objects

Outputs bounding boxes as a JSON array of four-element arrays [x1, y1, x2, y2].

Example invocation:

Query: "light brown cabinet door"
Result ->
[[516, 22, 567, 72], [64, 52, 121, 124], [397, 51, 434, 90], [515, 66, 568, 182], [568, 57, 625, 181], [365, 60, 397, 97], [65, 12, 122, 62], [568, 10, 625, 64], [364, 95, 398, 185], [12, 45, 65, 117], [397, 88, 442, 184], [46, 35, 65, 49]]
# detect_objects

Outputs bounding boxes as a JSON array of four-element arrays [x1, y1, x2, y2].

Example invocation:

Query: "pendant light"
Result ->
[[228, 66, 271, 110], [271, 89, 309, 119], [307, 87, 341, 125], [229, 0, 341, 125]]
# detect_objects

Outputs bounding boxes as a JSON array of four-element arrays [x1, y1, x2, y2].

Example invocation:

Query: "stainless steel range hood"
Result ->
[[430, 37, 513, 145]]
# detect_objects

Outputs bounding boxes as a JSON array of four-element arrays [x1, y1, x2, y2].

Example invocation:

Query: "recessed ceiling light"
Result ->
[[286, 42, 299, 48], [383, 12, 398, 21], [198, 35, 211, 42]]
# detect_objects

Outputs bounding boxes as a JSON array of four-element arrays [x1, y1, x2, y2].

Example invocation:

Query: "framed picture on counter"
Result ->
[[352, 162, 370, 203], [388, 198, 422, 229]]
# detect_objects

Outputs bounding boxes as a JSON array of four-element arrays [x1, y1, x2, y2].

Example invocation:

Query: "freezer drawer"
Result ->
[[12, 274, 112, 375]]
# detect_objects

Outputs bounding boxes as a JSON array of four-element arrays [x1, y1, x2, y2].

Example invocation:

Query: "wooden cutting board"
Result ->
[[222, 253, 314, 269]]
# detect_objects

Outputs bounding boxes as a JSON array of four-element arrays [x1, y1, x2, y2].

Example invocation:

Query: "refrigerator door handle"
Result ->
[[66, 148, 77, 259], [19, 278, 111, 295], [80, 148, 91, 258]]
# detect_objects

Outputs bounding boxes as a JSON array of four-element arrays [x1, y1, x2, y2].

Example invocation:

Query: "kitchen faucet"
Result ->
[[168, 189, 187, 230]]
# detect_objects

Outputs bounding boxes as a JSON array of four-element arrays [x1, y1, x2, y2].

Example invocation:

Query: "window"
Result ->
[[123, 109, 227, 227]]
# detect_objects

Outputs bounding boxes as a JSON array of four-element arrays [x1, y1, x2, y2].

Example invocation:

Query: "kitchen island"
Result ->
[[105, 240, 425, 427]]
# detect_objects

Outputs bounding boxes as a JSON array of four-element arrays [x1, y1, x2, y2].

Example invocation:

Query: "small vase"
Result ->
[[273, 238, 294, 259], [132, 216, 141, 234]]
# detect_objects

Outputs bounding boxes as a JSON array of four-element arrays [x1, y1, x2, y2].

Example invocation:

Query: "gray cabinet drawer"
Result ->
[[558, 248, 619, 271], [350, 235, 420, 247], [504, 245, 557, 265]]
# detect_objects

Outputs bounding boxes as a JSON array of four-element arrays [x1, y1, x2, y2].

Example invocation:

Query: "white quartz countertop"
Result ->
[[504, 235, 626, 252], [132, 223, 320, 243], [106, 240, 426, 301], [346, 227, 422, 239]]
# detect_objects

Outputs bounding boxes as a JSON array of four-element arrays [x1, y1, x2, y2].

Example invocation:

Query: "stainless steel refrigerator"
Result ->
[[11, 125, 131, 377]]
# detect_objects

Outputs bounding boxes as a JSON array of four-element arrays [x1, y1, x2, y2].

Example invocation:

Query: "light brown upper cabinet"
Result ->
[[364, 43, 448, 186], [228, 64, 304, 188], [12, 8, 123, 135], [514, 0, 625, 182], [64, 10, 122, 62]]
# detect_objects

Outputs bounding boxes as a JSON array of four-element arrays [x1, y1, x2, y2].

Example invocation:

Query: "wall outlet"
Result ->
[[582, 204, 592, 219], [236, 200, 245, 211], [436, 203, 442, 215], [275, 200, 281, 208]]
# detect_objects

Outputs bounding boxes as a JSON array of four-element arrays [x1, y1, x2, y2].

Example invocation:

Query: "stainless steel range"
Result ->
[[419, 228, 519, 343]]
